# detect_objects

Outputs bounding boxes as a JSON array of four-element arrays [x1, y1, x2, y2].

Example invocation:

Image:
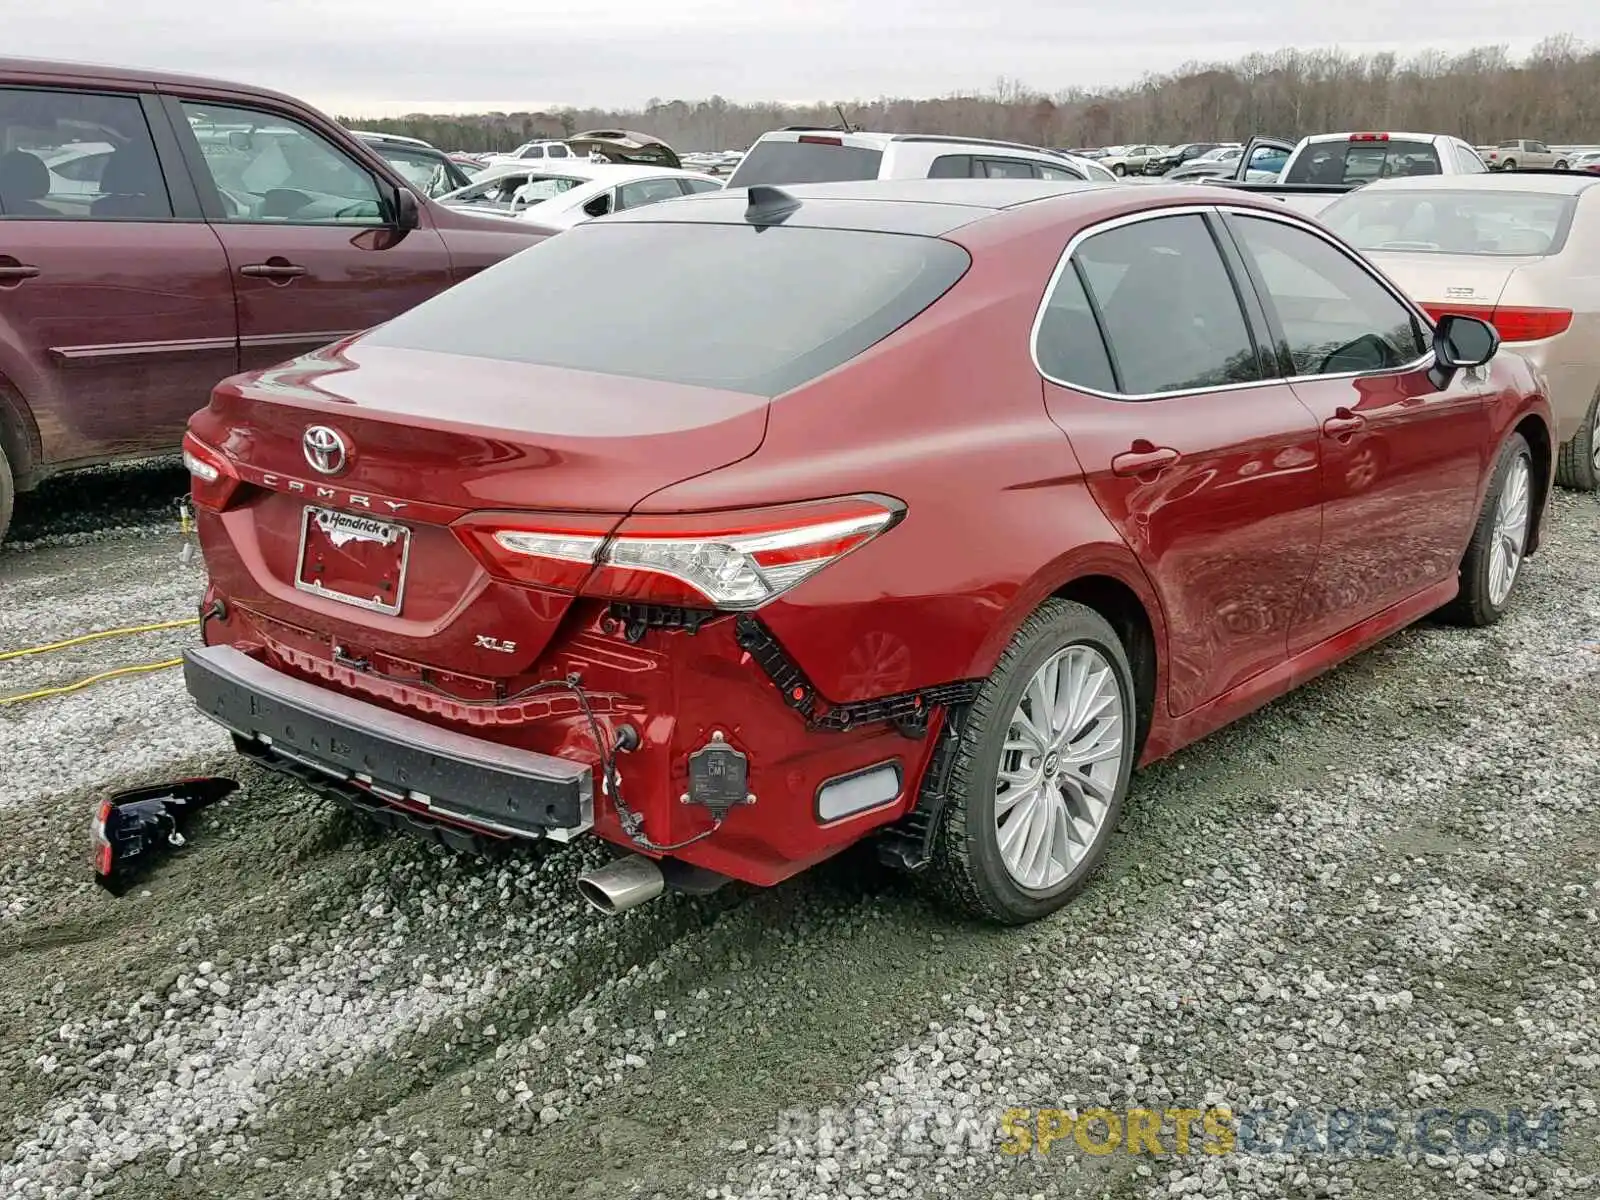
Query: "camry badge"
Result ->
[[303, 425, 348, 476]]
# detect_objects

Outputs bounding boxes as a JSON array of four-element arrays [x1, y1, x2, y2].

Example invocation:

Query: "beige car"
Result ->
[[1320, 173, 1600, 489]]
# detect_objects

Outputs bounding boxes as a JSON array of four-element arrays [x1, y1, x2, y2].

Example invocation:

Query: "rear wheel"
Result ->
[[1555, 159, 1569, 171], [0, 443, 12, 546], [1440, 433, 1533, 627], [925, 600, 1135, 925], [1555, 389, 1600, 491], [1112, 163, 1126, 177], [1502, 158, 1518, 171]]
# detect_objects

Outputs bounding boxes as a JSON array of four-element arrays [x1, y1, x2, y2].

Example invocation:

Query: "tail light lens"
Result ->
[[453, 495, 902, 609], [1421, 303, 1573, 343], [1349, 132, 1391, 142], [182, 432, 242, 510]]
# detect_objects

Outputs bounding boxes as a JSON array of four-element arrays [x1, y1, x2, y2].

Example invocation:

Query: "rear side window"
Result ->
[[928, 154, 970, 178], [1035, 264, 1117, 392], [727, 139, 882, 187], [1319, 188, 1576, 257], [976, 157, 1037, 179], [1285, 139, 1442, 184], [365, 223, 970, 396], [0, 87, 173, 220], [1062, 214, 1262, 396]]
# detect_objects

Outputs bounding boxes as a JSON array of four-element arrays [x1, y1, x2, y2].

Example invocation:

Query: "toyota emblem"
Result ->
[[302, 425, 348, 475]]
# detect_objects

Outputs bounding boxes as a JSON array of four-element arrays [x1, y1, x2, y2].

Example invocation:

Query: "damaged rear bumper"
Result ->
[[182, 645, 594, 844]]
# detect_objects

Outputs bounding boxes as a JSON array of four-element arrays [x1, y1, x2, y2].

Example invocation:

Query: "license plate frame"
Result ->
[[294, 506, 412, 616]]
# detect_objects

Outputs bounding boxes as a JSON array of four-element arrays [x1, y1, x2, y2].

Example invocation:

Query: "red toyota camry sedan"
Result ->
[[181, 180, 1553, 925]]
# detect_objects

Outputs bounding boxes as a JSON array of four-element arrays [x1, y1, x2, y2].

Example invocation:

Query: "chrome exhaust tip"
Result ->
[[576, 854, 665, 914]]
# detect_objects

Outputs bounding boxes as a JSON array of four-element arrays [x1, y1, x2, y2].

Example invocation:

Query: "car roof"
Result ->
[[1355, 173, 1600, 196], [750, 129, 1069, 157], [1300, 132, 1452, 145], [471, 162, 714, 184], [0, 55, 310, 107], [602, 179, 1176, 236]]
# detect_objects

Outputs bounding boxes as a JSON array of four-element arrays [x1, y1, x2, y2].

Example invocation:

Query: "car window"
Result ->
[[548, 145, 570, 159], [1286, 139, 1442, 184], [1035, 261, 1117, 392], [509, 175, 584, 209], [680, 178, 722, 194], [1068, 215, 1261, 396], [726, 139, 883, 187], [927, 154, 970, 178], [0, 88, 173, 220], [182, 102, 384, 224], [1037, 163, 1084, 181], [976, 157, 1038, 179], [1321, 188, 1576, 256], [368, 143, 463, 197], [616, 177, 689, 210], [1453, 143, 1488, 173], [520, 145, 545, 159], [1228, 213, 1428, 376], [365, 223, 970, 396]]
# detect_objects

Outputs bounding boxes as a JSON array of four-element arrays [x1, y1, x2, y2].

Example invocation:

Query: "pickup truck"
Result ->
[[1481, 139, 1569, 171], [0, 56, 553, 543], [1203, 132, 1490, 216]]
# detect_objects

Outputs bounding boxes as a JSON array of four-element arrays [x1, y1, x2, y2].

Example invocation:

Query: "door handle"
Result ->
[[0, 258, 40, 286], [240, 260, 307, 280], [1111, 444, 1180, 477], [1322, 408, 1366, 438]]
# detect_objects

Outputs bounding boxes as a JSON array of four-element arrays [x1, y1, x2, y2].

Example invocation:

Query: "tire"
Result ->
[[924, 599, 1137, 925], [1502, 159, 1517, 171], [1439, 432, 1534, 627], [1555, 160, 1569, 171], [0, 442, 12, 546], [1555, 389, 1600, 491], [1112, 163, 1126, 177]]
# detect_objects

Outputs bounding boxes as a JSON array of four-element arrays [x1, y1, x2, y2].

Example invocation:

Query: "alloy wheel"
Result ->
[[994, 645, 1125, 891], [1488, 454, 1531, 608]]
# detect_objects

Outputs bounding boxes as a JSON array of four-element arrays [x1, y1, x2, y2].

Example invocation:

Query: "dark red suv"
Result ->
[[0, 57, 551, 541], [182, 180, 1553, 924]]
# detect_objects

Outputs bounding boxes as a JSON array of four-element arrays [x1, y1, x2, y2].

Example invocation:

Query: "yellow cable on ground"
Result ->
[[0, 658, 185, 706], [0, 617, 199, 662]]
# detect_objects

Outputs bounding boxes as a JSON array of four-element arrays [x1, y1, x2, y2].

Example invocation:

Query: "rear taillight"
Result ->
[[181, 432, 242, 510], [1421, 303, 1573, 343], [453, 496, 901, 609]]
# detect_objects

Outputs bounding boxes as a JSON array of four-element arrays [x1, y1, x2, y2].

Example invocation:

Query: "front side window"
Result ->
[[1227, 213, 1428, 377], [927, 154, 970, 178], [364, 223, 970, 396], [369, 144, 467, 197], [1068, 214, 1262, 396], [0, 87, 172, 220], [182, 102, 383, 224]]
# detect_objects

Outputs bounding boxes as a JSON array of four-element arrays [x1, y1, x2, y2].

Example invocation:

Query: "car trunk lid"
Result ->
[[195, 341, 769, 669]]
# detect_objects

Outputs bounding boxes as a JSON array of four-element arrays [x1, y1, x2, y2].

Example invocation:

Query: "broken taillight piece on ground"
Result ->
[[91, 777, 238, 894]]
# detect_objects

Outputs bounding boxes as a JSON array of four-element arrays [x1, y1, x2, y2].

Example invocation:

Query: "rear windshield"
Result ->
[[1320, 189, 1577, 256], [364, 222, 969, 395], [1285, 140, 1442, 185], [727, 139, 883, 187]]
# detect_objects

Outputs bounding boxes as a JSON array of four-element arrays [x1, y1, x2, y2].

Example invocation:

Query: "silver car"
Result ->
[[1320, 173, 1600, 489]]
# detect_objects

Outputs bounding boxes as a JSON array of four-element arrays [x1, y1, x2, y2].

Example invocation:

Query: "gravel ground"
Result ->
[[0, 464, 1595, 1200]]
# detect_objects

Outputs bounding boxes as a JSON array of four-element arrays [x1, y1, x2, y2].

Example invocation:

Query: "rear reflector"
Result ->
[[797, 135, 843, 146], [816, 761, 902, 823], [1349, 133, 1391, 142], [1421, 303, 1573, 343]]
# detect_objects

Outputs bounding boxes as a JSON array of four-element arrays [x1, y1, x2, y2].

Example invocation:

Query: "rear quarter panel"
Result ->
[[634, 205, 1170, 704]]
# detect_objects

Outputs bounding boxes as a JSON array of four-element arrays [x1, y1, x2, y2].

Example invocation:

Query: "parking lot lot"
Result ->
[[0, 467, 1595, 1198]]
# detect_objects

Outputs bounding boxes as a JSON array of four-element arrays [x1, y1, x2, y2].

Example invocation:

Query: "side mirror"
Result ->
[[391, 185, 421, 230], [583, 193, 612, 218], [1429, 313, 1498, 387], [227, 130, 253, 152]]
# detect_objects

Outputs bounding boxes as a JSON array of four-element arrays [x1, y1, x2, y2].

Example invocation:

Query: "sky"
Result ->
[[8, 1, 1600, 116]]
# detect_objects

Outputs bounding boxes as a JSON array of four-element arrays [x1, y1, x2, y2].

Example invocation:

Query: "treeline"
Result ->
[[341, 36, 1600, 153]]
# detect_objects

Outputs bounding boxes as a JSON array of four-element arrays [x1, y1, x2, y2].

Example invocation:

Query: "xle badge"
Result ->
[[475, 635, 517, 653]]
